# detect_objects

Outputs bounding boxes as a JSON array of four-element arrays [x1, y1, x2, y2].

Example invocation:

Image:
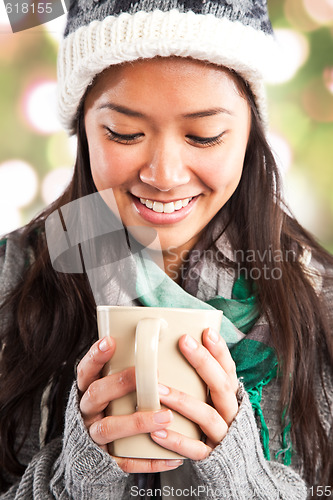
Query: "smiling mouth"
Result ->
[[138, 197, 193, 214]]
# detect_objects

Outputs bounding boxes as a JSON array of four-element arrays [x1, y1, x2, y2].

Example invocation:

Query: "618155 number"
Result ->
[[5, 3, 53, 14]]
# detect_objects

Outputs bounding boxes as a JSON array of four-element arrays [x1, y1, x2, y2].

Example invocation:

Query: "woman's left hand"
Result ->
[[150, 327, 239, 460]]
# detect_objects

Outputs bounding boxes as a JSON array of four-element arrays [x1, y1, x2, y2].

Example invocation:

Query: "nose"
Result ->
[[139, 137, 191, 192]]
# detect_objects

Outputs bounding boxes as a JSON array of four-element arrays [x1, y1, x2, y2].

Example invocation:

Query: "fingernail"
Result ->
[[153, 409, 173, 424], [151, 429, 168, 438], [99, 337, 111, 352], [184, 335, 198, 351], [158, 384, 170, 395], [165, 459, 183, 467], [208, 328, 219, 344]]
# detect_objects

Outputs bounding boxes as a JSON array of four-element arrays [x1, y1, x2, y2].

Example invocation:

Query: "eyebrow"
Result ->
[[182, 107, 234, 119], [97, 103, 233, 119], [98, 103, 145, 118]]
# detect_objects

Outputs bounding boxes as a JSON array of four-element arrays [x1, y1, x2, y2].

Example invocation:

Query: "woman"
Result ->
[[0, 0, 332, 498]]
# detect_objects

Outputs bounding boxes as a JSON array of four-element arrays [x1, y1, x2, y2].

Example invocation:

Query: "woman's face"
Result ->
[[84, 58, 251, 257]]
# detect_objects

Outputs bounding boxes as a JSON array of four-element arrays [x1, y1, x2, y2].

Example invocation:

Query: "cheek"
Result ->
[[88, 141, 136, 190], [196, 146, 245, 192]]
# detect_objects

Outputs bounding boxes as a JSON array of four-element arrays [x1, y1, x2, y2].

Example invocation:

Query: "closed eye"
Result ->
[[186, 132, 226, 147], [104, 127, 143, 144]]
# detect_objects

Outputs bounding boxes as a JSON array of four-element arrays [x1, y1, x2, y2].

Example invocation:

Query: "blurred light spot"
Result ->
[[68, 135, 78, 158], [284, 0, 320, 31], [0, 206, 21, 236], [22, 80, 61, 134], [43, 14, 67, 45], [284, 170, 324, 236], [303, 0, 333, 24], [41, 167, 73, 204], [0, 0, 9, 26], [0, 2, 12, 33], [324, 67, 333, 94], [267, 132, 293, 175], [302, 77, 333, 122], [265, 29, 309, 84], [0, 160, 38, 208]]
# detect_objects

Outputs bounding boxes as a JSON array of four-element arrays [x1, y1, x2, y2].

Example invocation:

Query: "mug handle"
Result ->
[[135, 318, 166, 412]]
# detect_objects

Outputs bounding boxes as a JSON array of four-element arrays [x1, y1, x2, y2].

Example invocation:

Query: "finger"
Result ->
[[89, 409, 174, 446], [80, 367, 136, 419], [77, 337, 115, 394], [83, 411, 105, 429], [202, 328, 238, 392], [114, 456, 184, 473], [151, 429, 212, 461], [179, 335, 239, 425], [158, 384, 228, 445]]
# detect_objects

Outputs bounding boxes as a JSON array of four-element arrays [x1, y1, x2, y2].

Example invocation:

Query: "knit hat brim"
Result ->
[[57, 9, 279, 134]]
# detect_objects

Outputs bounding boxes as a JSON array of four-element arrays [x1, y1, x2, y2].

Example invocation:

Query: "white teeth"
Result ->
[[163, 202, 174, 214], [152, 201, 164, 213], [138, 197, 193, 213]]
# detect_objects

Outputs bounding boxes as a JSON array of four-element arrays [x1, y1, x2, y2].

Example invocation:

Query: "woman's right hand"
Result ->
[[76, 336, 183, 473]]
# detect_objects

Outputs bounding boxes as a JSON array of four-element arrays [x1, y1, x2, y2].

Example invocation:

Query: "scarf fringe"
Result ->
[[246, 371, 275, 461], [275, 409, 293, 465], [246, 369, 293, 466]]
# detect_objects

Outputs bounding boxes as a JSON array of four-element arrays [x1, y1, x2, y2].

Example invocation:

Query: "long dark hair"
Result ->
[[0, 65, 332, 493]]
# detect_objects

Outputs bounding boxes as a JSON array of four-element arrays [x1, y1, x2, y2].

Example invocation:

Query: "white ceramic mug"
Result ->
[[97, 306, 223, 459]]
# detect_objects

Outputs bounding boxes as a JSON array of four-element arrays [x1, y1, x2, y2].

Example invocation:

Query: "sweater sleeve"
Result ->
[[51, 381, 133, 499], [1, 236, 133, 499], [0, 382, 133, 500], [188, 385, 307, 500]]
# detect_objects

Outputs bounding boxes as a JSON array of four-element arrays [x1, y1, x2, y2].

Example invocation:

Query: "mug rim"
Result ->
[[97, 305, 222, 315]]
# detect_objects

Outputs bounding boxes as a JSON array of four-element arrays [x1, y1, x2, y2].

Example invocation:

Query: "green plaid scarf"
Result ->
[[135, 253, 292, 465]]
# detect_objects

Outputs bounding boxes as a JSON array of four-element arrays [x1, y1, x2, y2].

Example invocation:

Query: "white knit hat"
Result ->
[[57, 0, 279, 135]]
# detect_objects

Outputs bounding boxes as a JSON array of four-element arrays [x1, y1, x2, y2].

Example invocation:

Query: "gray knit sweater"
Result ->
[[0, 232, 332, 500]]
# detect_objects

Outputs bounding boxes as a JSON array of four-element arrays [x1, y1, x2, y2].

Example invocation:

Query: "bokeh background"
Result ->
[[0, 0, 333, 251]]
